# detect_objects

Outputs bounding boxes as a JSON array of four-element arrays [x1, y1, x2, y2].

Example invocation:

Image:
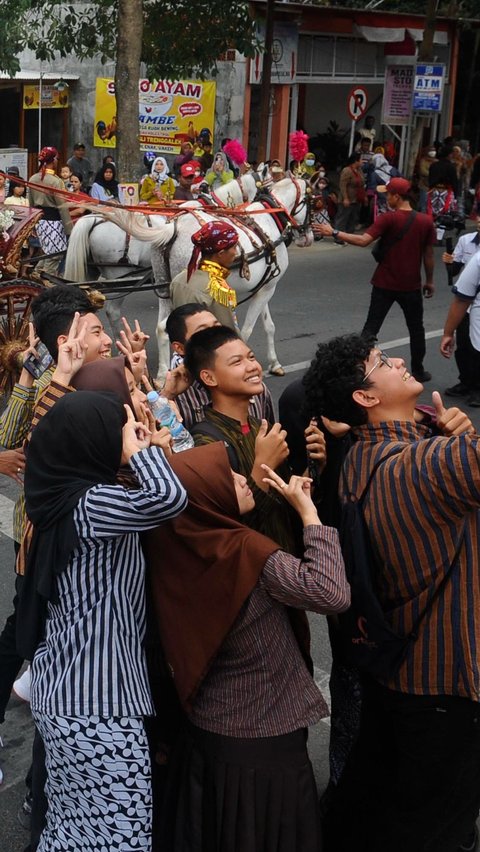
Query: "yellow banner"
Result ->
[[93, 78, 216, 154], [23, 85, 69, 109]]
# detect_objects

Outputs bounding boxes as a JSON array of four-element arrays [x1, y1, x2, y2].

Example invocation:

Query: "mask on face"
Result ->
[[318, 170, 326, 177], [428, 151, 436, 158], [305, 159, 314, 167]]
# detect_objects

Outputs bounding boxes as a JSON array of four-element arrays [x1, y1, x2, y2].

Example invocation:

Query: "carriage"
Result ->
[[0, 172, 313, 395]]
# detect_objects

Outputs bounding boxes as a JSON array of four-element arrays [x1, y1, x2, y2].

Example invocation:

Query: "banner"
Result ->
[[94, 78, 216, 154], [381, 65, 414, 126], [23, 85, 69, 109], [250, 22, 298, 84]]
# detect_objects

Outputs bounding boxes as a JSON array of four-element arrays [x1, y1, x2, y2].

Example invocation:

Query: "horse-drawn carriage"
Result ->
[[0, 171, 314, 395]]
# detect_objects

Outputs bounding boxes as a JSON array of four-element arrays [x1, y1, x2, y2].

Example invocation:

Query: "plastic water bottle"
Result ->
[[146, 391, 194, 453]]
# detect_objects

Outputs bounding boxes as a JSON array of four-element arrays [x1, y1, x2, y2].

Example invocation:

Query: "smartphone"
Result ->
[[23, 342, 54, 379]]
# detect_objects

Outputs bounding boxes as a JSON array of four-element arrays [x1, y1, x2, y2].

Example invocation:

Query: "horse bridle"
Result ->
[[283, 177, 313, 235]]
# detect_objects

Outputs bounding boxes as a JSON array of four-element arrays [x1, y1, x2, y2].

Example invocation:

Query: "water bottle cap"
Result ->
[[146, 391, 159, 403]]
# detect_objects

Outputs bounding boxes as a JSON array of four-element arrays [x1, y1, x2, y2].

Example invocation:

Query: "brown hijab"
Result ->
[[143, 442, 279, 711], [72, 355, 132, 408]]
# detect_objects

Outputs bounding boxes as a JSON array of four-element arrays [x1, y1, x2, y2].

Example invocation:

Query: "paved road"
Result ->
[[1, 235, 478, 850]]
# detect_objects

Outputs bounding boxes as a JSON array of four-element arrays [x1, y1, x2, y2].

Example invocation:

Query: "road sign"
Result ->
[[412, 64, 445, 113], [347, 86, 368, 121]]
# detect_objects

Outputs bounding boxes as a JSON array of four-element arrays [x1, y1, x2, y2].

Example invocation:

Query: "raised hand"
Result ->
[[120, 317, 150, 353], [121, 405, 152, 463], [18, 322, 42, 387], [261, 464, 320, 526], [54, 312, 88, 384], [432, 390, 475, 437]]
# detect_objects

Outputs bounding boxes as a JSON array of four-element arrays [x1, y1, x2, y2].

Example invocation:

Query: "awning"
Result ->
[[0, 71, 79, 81], [354, 24, 448, 45]]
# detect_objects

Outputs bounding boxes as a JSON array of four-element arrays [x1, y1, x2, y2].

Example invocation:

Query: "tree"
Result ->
[[0, 0, 259, 179]]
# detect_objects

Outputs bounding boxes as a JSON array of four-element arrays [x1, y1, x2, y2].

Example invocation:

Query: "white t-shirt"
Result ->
[[453, 251, 480, 350]]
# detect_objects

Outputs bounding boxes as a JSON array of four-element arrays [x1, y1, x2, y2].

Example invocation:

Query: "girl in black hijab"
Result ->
[[90, 162, 119, 201], [22, 391, 186, 852]]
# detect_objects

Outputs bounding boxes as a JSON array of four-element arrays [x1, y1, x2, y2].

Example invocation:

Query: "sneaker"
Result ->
[[13, 667, 31, 703], [412, 369, 432, 382], [445, 382, 471, 397], [458, 825, 479, 852], [17, 791, 33, 831], [467, 392, 480, 407]]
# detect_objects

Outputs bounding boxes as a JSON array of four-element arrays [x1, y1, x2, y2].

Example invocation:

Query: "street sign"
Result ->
[[412, 64, 445, 112], [347, 86, 368, 121]]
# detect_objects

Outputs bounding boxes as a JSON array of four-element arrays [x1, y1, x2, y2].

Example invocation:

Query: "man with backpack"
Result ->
[[304, 333, 479, 852], [313, 177, 436, 382]]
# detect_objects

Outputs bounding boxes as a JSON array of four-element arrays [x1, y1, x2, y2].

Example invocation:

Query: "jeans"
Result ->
[[323, 679, 480, 852], [362, 286, 426, 373]]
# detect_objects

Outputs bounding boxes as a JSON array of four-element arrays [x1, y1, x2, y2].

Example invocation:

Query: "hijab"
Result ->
[[143, 442, 279, 710], [93, 163, 119, 197], [18, 391, 126, 658], [150, 156, 170, 184], [372, 153, 393, 184], [72, 355, 132, 408]]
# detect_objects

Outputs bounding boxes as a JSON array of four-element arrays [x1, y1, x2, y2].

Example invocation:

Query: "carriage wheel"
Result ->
[[0, 279, 46, 398]]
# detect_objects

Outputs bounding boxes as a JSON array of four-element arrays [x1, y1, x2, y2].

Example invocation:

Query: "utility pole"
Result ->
[[257, 0, 275, 164]]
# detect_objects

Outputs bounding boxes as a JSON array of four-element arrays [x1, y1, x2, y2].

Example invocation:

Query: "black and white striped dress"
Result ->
[[31, 447, 187, 851]]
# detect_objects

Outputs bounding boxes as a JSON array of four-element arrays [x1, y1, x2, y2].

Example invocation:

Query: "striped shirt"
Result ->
[[343, 421, 480, 701], [0, 368, 54, 542], [169, 352, 275, 431], [31, 447, 187, 718], [189, 525, 350, 737]]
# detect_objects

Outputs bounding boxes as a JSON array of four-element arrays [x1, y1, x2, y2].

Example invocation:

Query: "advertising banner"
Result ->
[[23, 85, 69, 109], [382, 65, 414, 126], [94, 78, 216, 154]]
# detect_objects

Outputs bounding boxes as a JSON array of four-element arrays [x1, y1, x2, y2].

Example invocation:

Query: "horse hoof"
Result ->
[[269, 366, 285, 377]]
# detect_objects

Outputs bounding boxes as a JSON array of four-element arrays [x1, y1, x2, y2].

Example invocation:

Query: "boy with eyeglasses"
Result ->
[[304, 333, 480, 852]]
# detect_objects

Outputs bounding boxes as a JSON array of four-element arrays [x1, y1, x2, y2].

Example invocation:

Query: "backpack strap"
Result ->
[[376, 210, 417, 260], [190, 419, 240, 470]]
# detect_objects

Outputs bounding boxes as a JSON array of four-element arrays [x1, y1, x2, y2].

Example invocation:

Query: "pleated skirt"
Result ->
[[158, 722, 322, 852]]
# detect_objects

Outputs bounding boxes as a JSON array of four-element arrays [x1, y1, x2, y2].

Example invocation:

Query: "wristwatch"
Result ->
[[332, 229, 339, 239]]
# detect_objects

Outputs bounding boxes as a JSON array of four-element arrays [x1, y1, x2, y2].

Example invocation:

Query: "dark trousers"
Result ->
[[362, 286, 426, 373], [455, 313, 480, 390], [323, 679, 480, 852], [0, 566, 23, 722], [335, 202, 360, 233]]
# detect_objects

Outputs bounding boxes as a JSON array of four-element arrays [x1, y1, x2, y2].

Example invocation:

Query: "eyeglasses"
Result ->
[[362, 350, 393, 383]]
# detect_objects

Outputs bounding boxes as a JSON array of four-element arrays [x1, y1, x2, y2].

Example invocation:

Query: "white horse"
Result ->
[[66, 175, 313, 381], [64, 172, 259, 335]]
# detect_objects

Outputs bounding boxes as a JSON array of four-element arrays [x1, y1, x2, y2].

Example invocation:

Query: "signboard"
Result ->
[[0, 148, 28, 177], [382, 65, 414, 126], [347, 87, 368, 121], [23, 85, 69, 109], [118, 183, 139, 206], [250, 22, 298, 84], [412, 64, 445, 112], [94, 78, 216, 154]]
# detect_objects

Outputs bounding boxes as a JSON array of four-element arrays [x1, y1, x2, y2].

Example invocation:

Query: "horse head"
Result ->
[[270, 177, 314, 247]]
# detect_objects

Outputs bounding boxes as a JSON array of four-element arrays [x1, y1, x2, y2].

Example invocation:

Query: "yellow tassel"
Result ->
[[200, 260, 237, 309]]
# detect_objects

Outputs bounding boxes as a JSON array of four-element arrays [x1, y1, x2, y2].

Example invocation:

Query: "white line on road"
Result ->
[[265, 328, 444, 378], [0, 494, 15, 540]]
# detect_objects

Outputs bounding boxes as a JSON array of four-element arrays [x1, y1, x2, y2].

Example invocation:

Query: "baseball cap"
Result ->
[[73, 142, 86, 149], [7, 166, 20, 176], [377, 177, 411, 196], [180, 162, 196, 177]]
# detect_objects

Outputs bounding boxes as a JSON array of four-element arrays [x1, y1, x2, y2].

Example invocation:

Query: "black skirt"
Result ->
[[158, 722, 322, 852]]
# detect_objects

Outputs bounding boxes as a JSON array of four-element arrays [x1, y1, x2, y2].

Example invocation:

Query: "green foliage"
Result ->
[[0, 0, 259, 78]]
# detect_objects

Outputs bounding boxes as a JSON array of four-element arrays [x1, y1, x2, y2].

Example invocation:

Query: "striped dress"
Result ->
[[343, 420, 480, 700]]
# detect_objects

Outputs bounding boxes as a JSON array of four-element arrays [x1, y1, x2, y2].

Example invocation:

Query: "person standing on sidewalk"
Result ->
[[441, 216, 480, 403], [441, 250, 480, 407], [314, 177, 436, 383]]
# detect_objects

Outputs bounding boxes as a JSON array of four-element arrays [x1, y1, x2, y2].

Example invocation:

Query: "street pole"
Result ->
[[38, 70, 43, 154], [257, 0, 275, 164]]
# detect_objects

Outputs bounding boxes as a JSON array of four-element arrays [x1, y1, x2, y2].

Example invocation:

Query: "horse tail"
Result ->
[[94, 207, 175, 248], [64, 215, 97, 282]]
